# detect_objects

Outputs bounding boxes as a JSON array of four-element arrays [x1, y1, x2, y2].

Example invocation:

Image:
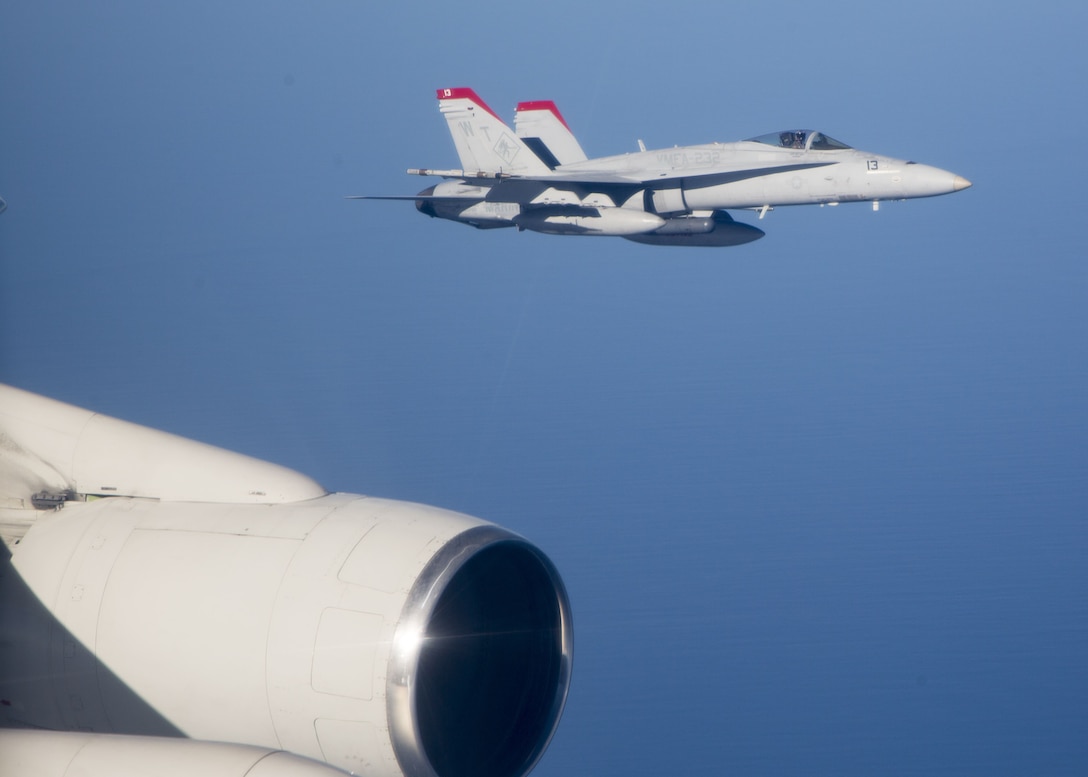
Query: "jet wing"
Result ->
[[514, 161, 835, 192], [353, 161, 833, 207], [349, 162, 834, 214], [469, 161, 834, 209], [520, 171, 645, 185]]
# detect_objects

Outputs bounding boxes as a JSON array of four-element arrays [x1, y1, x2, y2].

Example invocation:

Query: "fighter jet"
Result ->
[[353, 87, 971, 247]]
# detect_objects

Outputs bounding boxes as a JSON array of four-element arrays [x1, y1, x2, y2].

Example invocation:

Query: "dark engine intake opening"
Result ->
[[389, 528, 572, 777]]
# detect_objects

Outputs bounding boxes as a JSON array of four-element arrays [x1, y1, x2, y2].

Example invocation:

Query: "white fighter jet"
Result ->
[[354, 87, 971, 247]]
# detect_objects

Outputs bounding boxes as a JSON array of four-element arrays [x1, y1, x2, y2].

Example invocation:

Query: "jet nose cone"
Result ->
[[902, 164, 972, 199]]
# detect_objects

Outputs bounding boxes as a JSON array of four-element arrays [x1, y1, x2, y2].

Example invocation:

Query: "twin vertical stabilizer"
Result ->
[[515, 100, 587, 167], [437, 88, 551, 175]]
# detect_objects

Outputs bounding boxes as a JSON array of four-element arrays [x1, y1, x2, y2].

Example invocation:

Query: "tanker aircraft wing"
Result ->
[[350, 87, 971, 247]]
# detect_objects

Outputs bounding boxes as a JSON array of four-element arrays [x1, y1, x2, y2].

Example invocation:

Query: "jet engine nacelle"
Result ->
[[514, 206, 664, 236], [0, 385, 572, 777]]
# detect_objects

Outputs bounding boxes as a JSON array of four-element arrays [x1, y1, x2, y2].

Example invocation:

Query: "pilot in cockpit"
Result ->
[[779, 131, 805, 149]]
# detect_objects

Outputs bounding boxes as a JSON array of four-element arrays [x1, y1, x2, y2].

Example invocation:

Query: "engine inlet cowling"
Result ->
[[0, 386, 574, 777], [388, 526, 573, 777]]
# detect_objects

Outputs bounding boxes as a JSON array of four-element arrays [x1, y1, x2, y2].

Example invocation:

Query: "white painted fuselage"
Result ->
[[551, 139, 969, 210], [356, 88, 971, 246]]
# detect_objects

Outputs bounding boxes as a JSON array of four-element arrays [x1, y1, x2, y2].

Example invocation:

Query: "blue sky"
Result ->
[[2, 2, 1086, 775]]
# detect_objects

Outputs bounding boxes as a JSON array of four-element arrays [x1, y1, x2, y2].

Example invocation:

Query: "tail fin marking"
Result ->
[[436, 88, 551, 175], [515, 100, 588, 167]]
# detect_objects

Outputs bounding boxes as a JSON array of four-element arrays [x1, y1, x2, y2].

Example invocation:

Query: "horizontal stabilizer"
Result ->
[[347, 195, 426, 200], [346, 195, 487, 204]]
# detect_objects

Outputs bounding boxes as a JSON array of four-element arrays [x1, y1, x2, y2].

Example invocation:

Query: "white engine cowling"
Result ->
[[0, 385, 573, 777]]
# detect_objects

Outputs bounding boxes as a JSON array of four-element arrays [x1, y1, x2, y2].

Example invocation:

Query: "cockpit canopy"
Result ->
[[746, 130, 852, 151]]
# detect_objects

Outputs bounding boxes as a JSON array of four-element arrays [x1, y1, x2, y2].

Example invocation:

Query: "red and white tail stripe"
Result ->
[[515, 100, 587, 166], [436, 87, 550, 175]]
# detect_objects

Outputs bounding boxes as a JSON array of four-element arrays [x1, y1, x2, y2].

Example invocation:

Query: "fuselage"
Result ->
[[407, 127, 969, 244], [357, 90, 973, 244], [551, 136, 969, 210]]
